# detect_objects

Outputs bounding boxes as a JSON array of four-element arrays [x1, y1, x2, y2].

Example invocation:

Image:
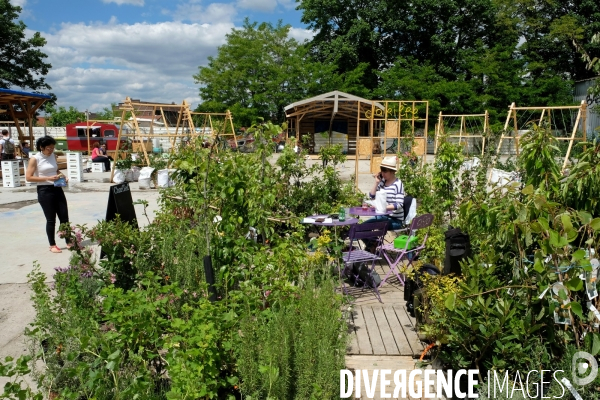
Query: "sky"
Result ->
[[12, 0, 313, 114]]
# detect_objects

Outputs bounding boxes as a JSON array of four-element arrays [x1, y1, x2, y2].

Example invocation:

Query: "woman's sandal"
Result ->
[[49, 245, 62, 253]]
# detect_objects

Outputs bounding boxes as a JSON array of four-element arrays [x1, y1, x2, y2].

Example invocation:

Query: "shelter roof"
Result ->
[[284, 90, 384, 119], [0, 88, 52, 123], [0, 88, 52, 101]]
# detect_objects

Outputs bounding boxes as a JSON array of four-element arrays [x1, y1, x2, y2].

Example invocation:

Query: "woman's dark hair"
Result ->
[[93, 142, 100, 148], [36, 135, 56, 151]]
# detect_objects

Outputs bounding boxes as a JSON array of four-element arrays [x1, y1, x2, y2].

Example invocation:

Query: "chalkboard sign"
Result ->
[[105, 182, 138, 228]]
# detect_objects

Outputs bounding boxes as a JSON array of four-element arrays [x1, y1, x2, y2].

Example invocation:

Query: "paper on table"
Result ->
[[303, 218, 316, 224], [324, 218, 333, 224]]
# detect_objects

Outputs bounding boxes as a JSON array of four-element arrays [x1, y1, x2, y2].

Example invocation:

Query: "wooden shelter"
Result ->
[[284, 91, 384, 155], [0, 88, 52, 147], [496, 101, 587, 170], [284, 92, 429, 189]]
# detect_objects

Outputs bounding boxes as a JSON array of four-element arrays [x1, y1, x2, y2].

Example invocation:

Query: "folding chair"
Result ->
[[341, 221, 388, 303], [378, 213, 435, 287]]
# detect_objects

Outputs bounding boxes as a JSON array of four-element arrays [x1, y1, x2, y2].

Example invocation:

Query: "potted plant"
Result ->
[[113, 157, 133, 183]]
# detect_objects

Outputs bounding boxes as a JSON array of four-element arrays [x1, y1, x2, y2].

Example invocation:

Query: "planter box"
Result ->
[[132, 140, 152, 152]]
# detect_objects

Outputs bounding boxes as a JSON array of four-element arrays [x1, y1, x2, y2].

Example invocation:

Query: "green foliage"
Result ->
[[45, 105, 86, 127], [0, 0, 51, 91], [432, 135, 464, 223], [193, 18, 339, 122], [94, 104, 116, 121], [0, 355, 42, 400], [319, 143, 346, 167], [236, 277, 346, 399], [563, 139, 600, 217], [517, 123, 562, 194], [166, 299, 238, 399], [276, 145, 361, 217], [114, 154, 133, 170]]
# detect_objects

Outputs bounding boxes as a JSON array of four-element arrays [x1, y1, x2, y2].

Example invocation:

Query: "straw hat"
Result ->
[[380, 155, 397, 171]]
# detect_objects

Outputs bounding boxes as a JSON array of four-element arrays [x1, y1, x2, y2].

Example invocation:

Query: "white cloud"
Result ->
[[277, 0, 296, 10], [237, 0, 278, 13], [170, 1, 237, 24], [46, 67, 200, 112], [288, 27, 314, 43], [102, 0, 145, 5], [38, 20, 233, 111], [10, 0, 27, 7]]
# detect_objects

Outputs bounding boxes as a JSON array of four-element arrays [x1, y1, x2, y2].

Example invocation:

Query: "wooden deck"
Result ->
[[347, 304, 424, 357], [341, 261, 446, 399], [341, 261, 426, 358]]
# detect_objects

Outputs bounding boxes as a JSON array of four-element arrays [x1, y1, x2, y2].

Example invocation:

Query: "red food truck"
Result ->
[[65, 123, 128, 152]]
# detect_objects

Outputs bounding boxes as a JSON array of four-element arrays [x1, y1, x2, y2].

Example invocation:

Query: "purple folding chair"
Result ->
[[378, 213, 435, 287], [341, 221, 388, 303]]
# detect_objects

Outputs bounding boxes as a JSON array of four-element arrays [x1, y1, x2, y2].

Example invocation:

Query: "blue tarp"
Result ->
[[0, 88, 52, 100]]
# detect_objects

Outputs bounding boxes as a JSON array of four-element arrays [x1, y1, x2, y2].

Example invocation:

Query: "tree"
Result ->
[[194, 19, 356, 122], [0, 0, 52, 91], [45, 105, 85, 127], [95, 104, 117, 121], [299, 0, 498, 91]]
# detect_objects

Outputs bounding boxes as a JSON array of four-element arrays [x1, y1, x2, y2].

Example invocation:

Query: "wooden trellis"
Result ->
[[435, 111, 489, 156], [188, 110, 237, 150], [110, 97, 237, 182], [496, 101, 587, 170], [355, 100, 429, 189]]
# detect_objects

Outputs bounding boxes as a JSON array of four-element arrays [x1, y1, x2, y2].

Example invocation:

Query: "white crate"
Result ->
[[1, 160, 19, 168], [1, 161, 19, 174], [68, 170, 84, 182], [3, 181, 20, 188], [2, 175, 21, 187], [66, 152, 82, 160], [68, 168, 83, 176], [92, 162, 105, 172]]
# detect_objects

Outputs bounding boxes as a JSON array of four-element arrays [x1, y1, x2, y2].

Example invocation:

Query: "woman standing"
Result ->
[[25, 136, 72, 253]]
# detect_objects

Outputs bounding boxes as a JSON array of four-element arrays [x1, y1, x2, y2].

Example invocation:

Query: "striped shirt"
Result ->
[[370, 178, 405, 220]]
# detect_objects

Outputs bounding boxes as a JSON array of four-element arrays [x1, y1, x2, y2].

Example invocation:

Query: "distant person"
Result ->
[[21, 142, 31, 157], [100, 144, 113, 158], [25, 136, 72, 253], [0, 129, 16, 160], [91, 142, 111, 172]]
